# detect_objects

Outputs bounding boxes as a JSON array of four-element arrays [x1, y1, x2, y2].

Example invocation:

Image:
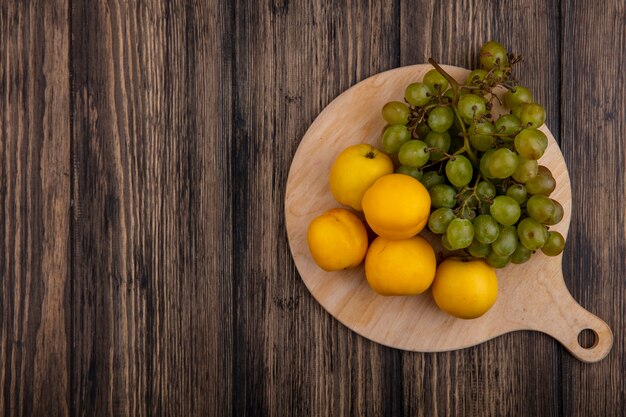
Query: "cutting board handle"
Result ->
[[534, 289, 613, 363]]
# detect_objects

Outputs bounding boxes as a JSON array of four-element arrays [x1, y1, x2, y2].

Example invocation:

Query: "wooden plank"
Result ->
[[399, 1, 563, 416], [0, 1, 71, 416], [70, 1, 232, 415], [561, 1, 626, 416], [231, 1, 403, 415]]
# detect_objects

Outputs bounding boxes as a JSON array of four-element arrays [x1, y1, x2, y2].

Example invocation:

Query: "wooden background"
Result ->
[[1, 0, 624, 416]]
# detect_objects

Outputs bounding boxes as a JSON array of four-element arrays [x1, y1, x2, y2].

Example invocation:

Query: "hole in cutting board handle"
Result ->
[[560, 307, 613, 362], [578, 328, 598, 349]]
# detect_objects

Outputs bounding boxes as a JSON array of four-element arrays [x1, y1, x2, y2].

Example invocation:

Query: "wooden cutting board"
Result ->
[[284, 64, 613, 363]]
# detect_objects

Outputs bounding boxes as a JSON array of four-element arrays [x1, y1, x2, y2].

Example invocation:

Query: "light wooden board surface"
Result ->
[[285, 64, 613, 363]]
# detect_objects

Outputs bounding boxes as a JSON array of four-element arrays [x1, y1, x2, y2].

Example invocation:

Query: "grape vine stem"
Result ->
[[428, 58, 478, 165]]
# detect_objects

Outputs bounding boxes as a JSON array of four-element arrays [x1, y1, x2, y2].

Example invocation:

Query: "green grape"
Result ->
[[526, 166, 556, 196], [542, 231, 565, 256], [466, 200, 480, 213], [504, 86, 533, 110], [429, 184, 457, 208], [458, 94, 487, 123], [491, 225, 518, 257], [428, 207, 456, 234], [526, 195, 555, 223], [476, 181, 496, 201], [479, 149, 496, 178], [398, 140, 430, 167], [494, 114, 521, 138], [519, 102, 546, 128], [425, 131, 451, 161], [423, 69, 449, 92], [441, 233, 456, 251], [443, 89, 455, 101], [510, 244, 532, 264], [479, 41, 509, 70], [486, 252, 510, 268], [491, 69, 507, 83], [487, 148, 518, 179], [467, 239, 491, 258], [415, 124, 431, 140], [511, 156, 538, 183], [405, 82, 435, 106], [396, 165, 423, 180], [490, 196, 521, 226], [428, 106, 455, 133], [448, 129, 465, 154], [517, 218, 548, 250], [420, 171, 446, 189], [466, 69, 488, 86], [514, 128, 548, 160], [446, 218, 474, 249], [536, 165, 553, 177], [469, 121, 496, 151], [545, 199, 564, 225], [445, 155, 473, 187], [506, 184, 527, 204], [382, 101, 410, 125], [473, 215, 500, 244], [512, 105, 523, 119], [382, 124, 411, 154]]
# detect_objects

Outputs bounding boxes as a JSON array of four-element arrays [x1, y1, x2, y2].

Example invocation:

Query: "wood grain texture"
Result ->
[[0, 1, 70, 416], [0, 0, 623, 415], [560, 1, 626, 416], [231, 1, 402, 416], [71, 1, 232, 416]]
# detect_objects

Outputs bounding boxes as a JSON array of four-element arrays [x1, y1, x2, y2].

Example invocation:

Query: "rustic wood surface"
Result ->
[[1, 0, 624, 416]]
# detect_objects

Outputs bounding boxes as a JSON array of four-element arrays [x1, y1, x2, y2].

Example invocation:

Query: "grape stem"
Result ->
[[428, 58, 478, 165], [428, 58, 460, 97], [483, 132, 516, 138], [421, 159, 445, 170], [454, 174, 482, 217], [499, 82, 518, 91], [424, 103, 448, 111], [452, 109, 478, 165], [426, 147, 455, 160], [460, 84, 481, 90]]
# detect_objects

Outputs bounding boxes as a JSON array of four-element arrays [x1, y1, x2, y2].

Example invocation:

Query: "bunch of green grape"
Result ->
[[379, 41, 566, 268]]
